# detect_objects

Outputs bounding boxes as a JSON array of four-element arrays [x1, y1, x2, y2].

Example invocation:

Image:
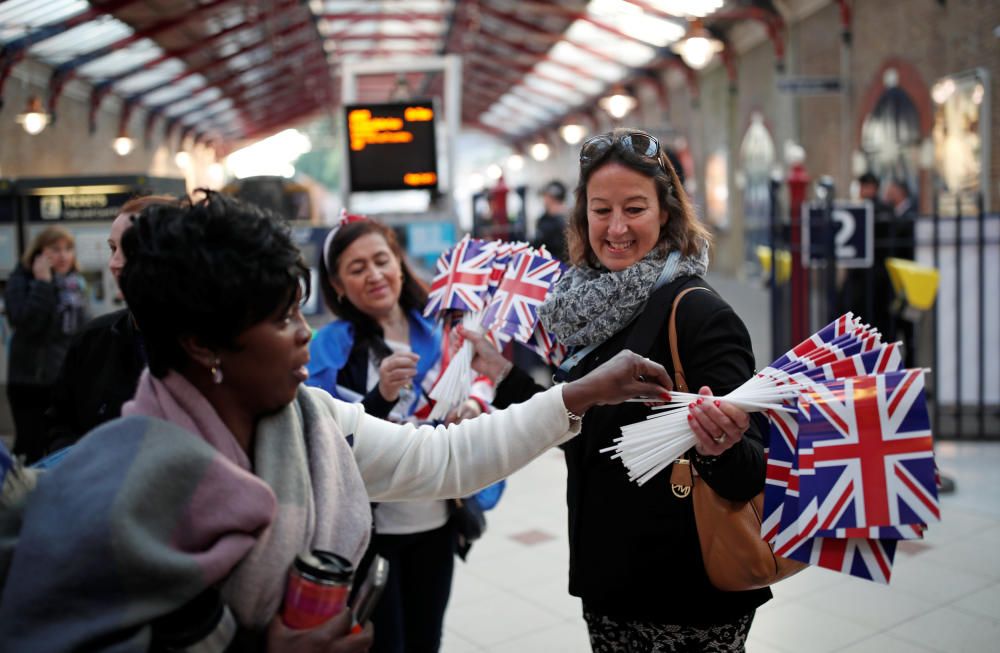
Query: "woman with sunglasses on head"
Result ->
[[466, 128, 769, 651], [307, 214, 493, 653], [0, 192, 672, 652]]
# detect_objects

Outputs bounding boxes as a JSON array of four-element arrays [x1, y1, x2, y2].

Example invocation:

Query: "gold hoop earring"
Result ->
[[210, 358, 223, 385]]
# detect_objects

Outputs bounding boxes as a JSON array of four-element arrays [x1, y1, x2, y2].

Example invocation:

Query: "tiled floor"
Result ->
[[442, 441, 1000, 652]]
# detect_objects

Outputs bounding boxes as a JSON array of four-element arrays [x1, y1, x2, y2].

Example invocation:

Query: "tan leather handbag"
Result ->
[[667, 287, 806, 592]]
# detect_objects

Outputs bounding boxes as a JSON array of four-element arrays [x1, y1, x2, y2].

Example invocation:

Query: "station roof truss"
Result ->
[[0, 0, 786, 151]]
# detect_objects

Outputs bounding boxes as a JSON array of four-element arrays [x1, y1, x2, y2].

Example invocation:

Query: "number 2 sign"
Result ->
[[802, 201, 874, 268]]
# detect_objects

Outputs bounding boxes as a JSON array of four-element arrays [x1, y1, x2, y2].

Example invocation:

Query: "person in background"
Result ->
[[531, 180, 569, 262], [4, 226, 89, 463], [307, 215, 491, 653], [42, 195, 180, 457], [0, 192, 671, 651], [882, 178, 917, 365], [466, 128, 768, 651]]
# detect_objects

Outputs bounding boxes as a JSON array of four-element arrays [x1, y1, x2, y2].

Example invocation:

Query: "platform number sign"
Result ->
[[802, 200, 874, 268]]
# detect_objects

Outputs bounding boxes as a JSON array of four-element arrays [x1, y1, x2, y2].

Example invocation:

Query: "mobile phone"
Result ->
[[350, 555, 389, 630]]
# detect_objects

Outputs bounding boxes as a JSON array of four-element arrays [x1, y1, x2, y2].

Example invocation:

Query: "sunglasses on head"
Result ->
[[579, 130, 661, 169]]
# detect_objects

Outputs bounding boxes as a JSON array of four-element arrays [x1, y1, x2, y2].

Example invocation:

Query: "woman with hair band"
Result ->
[[307, 214, 492, 652]]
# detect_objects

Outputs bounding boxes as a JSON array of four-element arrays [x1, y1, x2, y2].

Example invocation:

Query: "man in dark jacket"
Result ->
[[531, 180, 569, 262], [41, 195, 179, 457]]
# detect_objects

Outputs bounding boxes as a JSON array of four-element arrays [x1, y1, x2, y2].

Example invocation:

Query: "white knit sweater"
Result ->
[[309, 383, 580, 502]]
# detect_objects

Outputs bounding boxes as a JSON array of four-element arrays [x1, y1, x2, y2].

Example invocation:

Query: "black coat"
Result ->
[[42, 308, 146, 455], [498, 276, 772, 625], [4, 264, 89, 386]]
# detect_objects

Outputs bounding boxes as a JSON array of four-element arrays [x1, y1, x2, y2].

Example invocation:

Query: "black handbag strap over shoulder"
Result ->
[[622, 275, 709, 366]]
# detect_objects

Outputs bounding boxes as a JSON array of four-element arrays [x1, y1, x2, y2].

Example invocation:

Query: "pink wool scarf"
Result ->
[[123, 370, 372, 630]]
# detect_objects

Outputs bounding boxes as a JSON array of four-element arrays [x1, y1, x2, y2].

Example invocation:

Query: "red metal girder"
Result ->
[[334, 33, 444, 41], [228, 100, 329, 141], [475, 2, 629, 70], [464, 49, 584, 96], [0, 0, 143, 108], [319, 13, 447, 22], [232, 89, 333, 129], [149, 40, 315, 114], [466, 62, 580, 107], [158, 51, 324, 129], [100, 28, 311, 133], [463, 76, 563, 118], [48, 0, 240, 116], [196, 63, 331, 128], [709, 7, 786, 65], [332, 48, 439, 59], [126, 25, 315, 106], [470, 28, 601, 87], [89, 0, 305, 127]]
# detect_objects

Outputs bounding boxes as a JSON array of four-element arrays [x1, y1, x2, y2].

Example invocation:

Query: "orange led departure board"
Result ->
[[345, 100, 438, 192]]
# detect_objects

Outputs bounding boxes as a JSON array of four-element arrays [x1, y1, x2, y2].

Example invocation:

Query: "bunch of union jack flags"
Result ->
[[423, 235, 567, 418], [609, 313, 939, 583]]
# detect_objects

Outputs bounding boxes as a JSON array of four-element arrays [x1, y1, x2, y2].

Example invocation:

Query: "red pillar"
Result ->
[[787, 162, 810, 343], [489, 175, 510, 241]]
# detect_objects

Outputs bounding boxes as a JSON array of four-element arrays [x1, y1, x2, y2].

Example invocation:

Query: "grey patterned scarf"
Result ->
[[538, 244, 709, 348]]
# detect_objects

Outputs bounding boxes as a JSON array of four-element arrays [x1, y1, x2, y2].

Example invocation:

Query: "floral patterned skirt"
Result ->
[[583, 607, 755, 652]]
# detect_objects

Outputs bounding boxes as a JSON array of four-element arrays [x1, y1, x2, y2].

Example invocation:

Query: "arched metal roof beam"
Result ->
[[0, 0, 142, 108], [47, 0, 242, 118], [88, 0, 303, 128]]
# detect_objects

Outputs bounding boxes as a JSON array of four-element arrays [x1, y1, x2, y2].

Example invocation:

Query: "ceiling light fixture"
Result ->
[[560, 122, 587, 145], [16, 96, 50, 135], [670, 19, 724, 70], [113, 130, 134, 156], [530, 141, 551, 162], [598, 85, 638, 121]]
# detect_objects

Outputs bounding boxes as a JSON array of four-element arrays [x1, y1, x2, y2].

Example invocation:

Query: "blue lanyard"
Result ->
[[554, 251, 682, 380]]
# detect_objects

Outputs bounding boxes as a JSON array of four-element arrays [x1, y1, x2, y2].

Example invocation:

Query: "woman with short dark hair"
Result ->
[[0, 192, 671, 652]]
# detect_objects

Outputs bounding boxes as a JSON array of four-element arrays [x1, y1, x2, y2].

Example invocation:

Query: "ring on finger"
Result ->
[[713, 433, 726, 444]]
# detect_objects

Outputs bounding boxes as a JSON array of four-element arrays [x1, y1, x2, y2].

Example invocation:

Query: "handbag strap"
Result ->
[[667, 287, 713, 392]]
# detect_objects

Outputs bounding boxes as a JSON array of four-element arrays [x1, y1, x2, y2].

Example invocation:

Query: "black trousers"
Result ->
[[358, 521, 457, 653], [7, 383, 52, 464]]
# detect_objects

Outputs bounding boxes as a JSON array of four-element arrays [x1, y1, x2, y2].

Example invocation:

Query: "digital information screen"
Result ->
[[345, 101, 438, 192]]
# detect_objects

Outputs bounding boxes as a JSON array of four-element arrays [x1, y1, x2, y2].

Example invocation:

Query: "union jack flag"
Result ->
[[769, 313, 860, 370], [488, 241, 532, 294], [795, 370, 939, 540], [482, 252, 564, 343], [526, 319, 567, 366], [424, 236, 497, 316], [785, 535, 898, 584]]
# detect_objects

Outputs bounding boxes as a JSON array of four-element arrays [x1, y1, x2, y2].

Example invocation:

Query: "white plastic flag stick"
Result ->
[[427, 312, 483, 420]]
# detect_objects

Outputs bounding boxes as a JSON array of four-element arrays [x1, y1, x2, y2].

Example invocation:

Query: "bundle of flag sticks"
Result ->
[[606, 313, 940, 582]]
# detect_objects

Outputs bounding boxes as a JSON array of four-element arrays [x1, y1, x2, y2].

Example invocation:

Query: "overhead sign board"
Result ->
[[802, 200, 874, 268], [777, 77, 842, 94], [345, 100, 439, 193]]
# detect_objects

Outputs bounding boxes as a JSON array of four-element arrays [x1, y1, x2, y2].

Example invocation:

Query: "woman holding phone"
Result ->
[[4, 226, 89, 463]]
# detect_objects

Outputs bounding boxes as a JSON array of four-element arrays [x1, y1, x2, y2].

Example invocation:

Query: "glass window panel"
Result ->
[[113, 60, 187, 95], [77, 40, 162, 79]]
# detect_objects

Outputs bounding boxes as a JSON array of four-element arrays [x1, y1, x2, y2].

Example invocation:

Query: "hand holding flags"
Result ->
[[423, 237, 567, 417], [607, 313, 940, 583]]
